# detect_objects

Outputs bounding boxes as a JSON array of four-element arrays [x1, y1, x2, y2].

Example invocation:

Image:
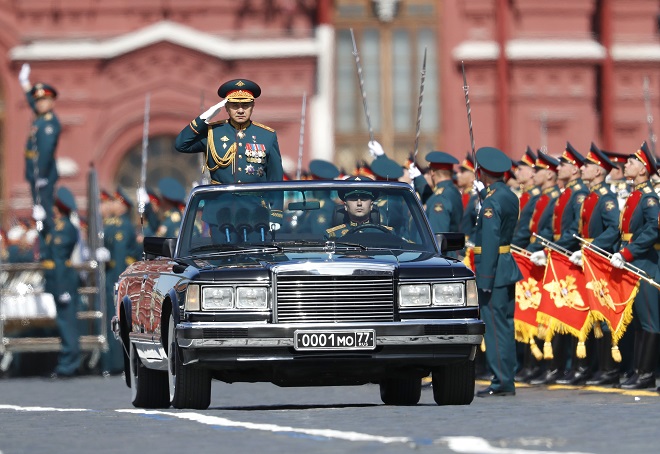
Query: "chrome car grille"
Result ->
[[275, 272, 395, 323]]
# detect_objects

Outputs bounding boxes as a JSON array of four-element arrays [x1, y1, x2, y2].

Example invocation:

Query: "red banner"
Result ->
[[582, 248, 640, 344], [512, 250, 545, 343], [537, 251, 592, 340]]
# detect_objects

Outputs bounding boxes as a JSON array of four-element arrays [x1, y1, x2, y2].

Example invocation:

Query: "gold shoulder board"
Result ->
[[326, 224, 346, 233], [253, 122, 275, 132]]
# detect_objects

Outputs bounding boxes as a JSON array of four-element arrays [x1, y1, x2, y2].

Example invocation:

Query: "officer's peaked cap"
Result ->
[[309, 159, 340, 180], [31, 82, 57, 100], [371, 157, 404, 180], [425, 151, 459, 170], [586, 143, 616, 173], [338, 176, 378, 200], [518, 146, 536, 167], [55, 186, 76, 213], [560, 142, 585, 167], [476, 147, 512, 175], [633, 141, 657, 175], [218, 79, 261, 101], [115, 187, 133, 208], [535, 150, 560, 172], [158, 177, 186, 204]]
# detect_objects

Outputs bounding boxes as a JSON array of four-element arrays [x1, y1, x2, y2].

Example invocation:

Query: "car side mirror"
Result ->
[[144, 236, 176, 258], [435, 232, 465, 254]]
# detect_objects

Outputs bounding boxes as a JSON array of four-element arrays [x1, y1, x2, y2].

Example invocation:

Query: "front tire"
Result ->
[[432, 360, 475, 405], [167, 314, 212, 409], [379, 377, 421, 405], [129, 343, 169, 408]]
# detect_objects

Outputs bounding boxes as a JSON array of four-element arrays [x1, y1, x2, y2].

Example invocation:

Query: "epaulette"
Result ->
[[599, 187, 608, 195], [326, 224, 346, 234], [253, 121, 275, 132], [171, 212, 181, 222], [44, 112, 53, 121], [643, 186, 652, 194], [434, 187, 445, 195], [551, 190, 560, 198], [208, 119, 227, 126], [531, 188, 541, 196], [574, 184, 582, 190]]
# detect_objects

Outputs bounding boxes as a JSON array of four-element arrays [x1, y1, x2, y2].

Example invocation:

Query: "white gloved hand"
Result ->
[[200, 99, 228, 124], [59, 292, 71, 304], [35, 178, 49, 189], [32, 205, 46, 222], [569, 250, 583, 267], [95, 247, 111, 263], [269, 222, 281, 231], [530, 250, 547, 267], [610, 252, 625, 269], [136, 187, 149, 207], [18, 63, 31, 87], [368, 140, 385, 158], [473, 180, 485, 194], [408, 162, 422, 180]]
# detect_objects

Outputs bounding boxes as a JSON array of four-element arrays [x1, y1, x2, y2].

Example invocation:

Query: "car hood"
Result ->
[[185, 250, 473, 281]]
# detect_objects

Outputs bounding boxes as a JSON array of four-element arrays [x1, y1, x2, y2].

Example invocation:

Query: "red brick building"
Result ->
[[0, 0, 658, 223]]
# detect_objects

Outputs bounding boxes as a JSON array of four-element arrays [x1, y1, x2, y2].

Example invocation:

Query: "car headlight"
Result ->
[[432, 283, 465, 306], [466, 279, 478, 307], [202, 286, 234, 310], [399, 284, 431, 307], [236, 287, 268, 309]]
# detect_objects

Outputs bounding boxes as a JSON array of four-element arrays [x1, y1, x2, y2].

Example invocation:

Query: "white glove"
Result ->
[[136, 187, 149, 207], [35, 178, 49, 189], [408, 162, 421, 180], [269, 222, 281, 231], [18, 63, 31, 88], [569, 250, 583, 267], [610, 252, 625, 269], [368, 140, 385, 158], [530, 250, 547, 266], [95, 247, 111, 263], [59, 292, 71, 304], [473, 180, 485, 194], [32, 205, 46, 222], [200, 99, 228, 124]]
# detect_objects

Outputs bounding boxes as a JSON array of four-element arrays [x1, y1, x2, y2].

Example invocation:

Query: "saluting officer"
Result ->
[[610, 142, 659, 389], [32, 187, 81, 378], [18, 63, 61, 222], [175, 79, 283, 230], [473, 147, 523, 397], [155, 177, 187, 238], [570, 143, 622, 386]]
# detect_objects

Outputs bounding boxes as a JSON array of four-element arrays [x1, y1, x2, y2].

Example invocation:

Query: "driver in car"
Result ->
[[326, 180, 393, 239]]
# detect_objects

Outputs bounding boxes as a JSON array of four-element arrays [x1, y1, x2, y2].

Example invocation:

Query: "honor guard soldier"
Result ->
[[604, 149, 632, 210], [155, 177, 186, 238], [175, 79, 284, 230], [610, 142, 659, 389], [570, 143, 622, 386], [457, 154, 479, 243], [297, 159, 340, 234], [18, 64, 62, 222], [512, 147, 541, 250], [473, 147, 523, 397], [419, 152, 463, 242], [32, 187, 81, 378]]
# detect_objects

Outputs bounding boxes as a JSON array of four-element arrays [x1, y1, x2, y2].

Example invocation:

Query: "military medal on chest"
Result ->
[[237, 130, 245, 139]]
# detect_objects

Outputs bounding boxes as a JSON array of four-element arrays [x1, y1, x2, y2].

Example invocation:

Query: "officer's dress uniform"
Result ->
[[460, 189, 479, 243], [527, 186, 561, 253], [157, 208, 182, 237], [512, 186, 542, 249], [425, 180, 463, 258], [24, 86, 61, 220], [175, 118, 283, 224], [473, 148, 523, 396], [39, 207, 81, 376], [326, 220, 394, 239], [616, 149, 659, 388]]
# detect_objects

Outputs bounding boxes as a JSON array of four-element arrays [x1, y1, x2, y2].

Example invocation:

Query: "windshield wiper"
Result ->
[[188, 244, 254, 253], [332, 241, 368, 251]]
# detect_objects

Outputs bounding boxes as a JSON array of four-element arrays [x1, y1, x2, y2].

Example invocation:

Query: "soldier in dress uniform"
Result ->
[[175, 79, 283, 230], [569, 143, 622, 386], [155, 177, 187, 238], [512, 147, 541, 250], [297, 159, 339, 234], [18, 64, 61, 223], [32, 187, 82, 378], [473, 147, 523, 397], [530, 144, 590, 384], [417, 152, 463, 241], [610, 142, 659, 389], [370, 155, 409, 236], [604, 150, 632, 211], [456, 154, 479, 243]]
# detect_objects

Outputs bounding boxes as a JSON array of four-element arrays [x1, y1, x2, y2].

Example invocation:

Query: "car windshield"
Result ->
[[177, 182, 437, 257]]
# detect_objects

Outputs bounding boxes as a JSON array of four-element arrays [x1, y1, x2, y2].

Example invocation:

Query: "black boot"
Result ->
[[585, 332, 619, 386], [621, 332, 658, 390], [530, 335, 567, 385], [515, 346, 542, 383], [619, 331, 643, 387], [557, 337, 592, 385]]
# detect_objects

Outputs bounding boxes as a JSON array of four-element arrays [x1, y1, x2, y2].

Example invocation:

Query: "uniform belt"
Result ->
[[553, 234, 560, 241], [621, 233, 633, 241], [473, 245, 511, 255], [25, 150, 37, 159], [530, 237, 536, 243], [41, 260, 55, 269]]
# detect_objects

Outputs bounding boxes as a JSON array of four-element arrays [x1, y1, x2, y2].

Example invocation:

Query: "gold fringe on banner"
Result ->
[[530, 338, 543, 361], [611, 345, 622, 363], [543, 341, 554, 360], [593, 323, 603, 339], [576, 341, 586, 358]]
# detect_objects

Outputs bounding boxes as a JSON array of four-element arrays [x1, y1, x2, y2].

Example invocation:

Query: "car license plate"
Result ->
[[294, 330, 376, 351]]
